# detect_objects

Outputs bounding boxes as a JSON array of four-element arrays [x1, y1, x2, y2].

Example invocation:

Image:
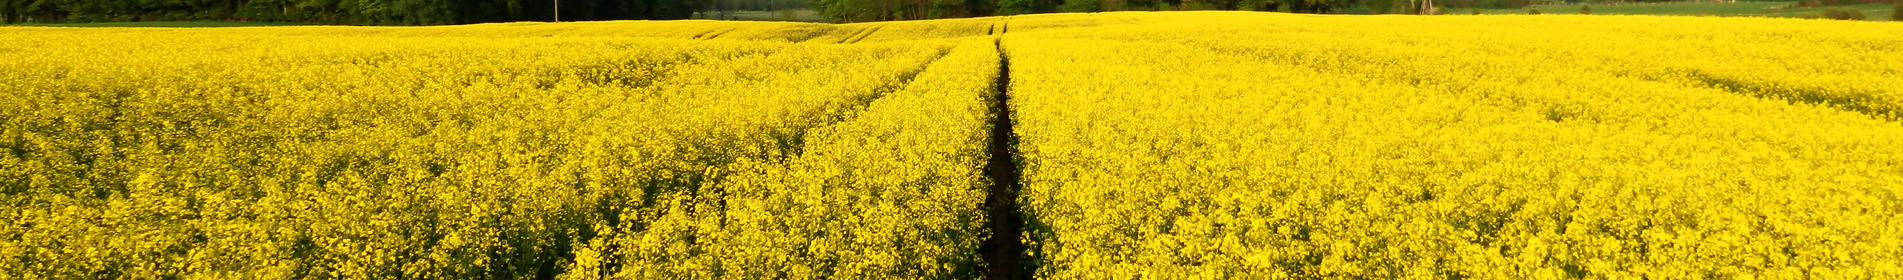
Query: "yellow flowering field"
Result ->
[[3, 11, 1901, 279], [1003, 12, 1903, 279], [0, 21, 1002, 278]]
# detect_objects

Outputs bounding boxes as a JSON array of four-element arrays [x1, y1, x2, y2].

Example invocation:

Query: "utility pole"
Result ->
[[554, 0, 561, 22]]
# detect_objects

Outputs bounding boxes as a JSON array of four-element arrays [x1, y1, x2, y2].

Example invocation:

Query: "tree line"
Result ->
[[0, 0, 1369, 24], [3, 0, 1753, 26], [0, 0, 705, 24], [812, 0, 1354, 22]]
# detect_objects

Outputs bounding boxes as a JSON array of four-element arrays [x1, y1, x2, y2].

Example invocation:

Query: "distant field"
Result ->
[[3, 11, 1902, 279], [1474, 1, 1897, 20], [5, 20, 302, 27], [691, 9, 824, 22]]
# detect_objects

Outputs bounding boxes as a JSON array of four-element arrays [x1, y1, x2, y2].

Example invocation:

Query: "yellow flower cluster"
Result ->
[[0, 22, 1001, 278], [4, 10, 1902, 279], [1001, 11, 1903, 279]]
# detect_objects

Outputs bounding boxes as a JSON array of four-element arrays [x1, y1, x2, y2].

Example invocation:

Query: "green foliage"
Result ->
[[7, 20, 299, 26], [1819, 7, 1863, 19], [1365, 0, 1423, 14], [1469, 0, 1525, 9], [811, 0, 910, 21], [4, 0, 1350, 24], [810, 0, 879, 21], [994, 0, 1033, 14], [1, 0, 702, 25], [1060, 0, 1098, 12], [1443, 0, 1470, 9], [1579, 3, 1587, 14], [1471, 2, 1897, 19], [812, 0, 1343, 22], [1808, 0, 1876, 7]]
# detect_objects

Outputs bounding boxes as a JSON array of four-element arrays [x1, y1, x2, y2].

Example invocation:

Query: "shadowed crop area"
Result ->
[[2, 11, 1901, 279]]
